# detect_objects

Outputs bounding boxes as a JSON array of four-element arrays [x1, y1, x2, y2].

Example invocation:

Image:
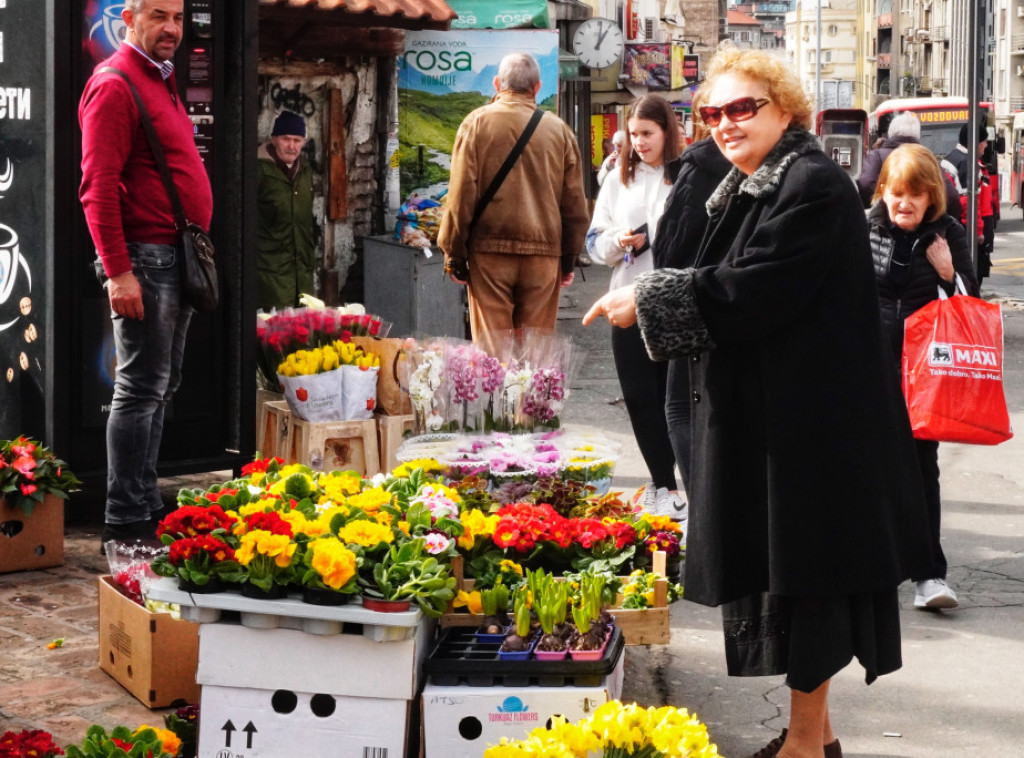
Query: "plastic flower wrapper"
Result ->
[[517, 329, 578, 431], [104, 541, 163, 607], [440, 338, 495, 432], [408, 340, 448, 433]]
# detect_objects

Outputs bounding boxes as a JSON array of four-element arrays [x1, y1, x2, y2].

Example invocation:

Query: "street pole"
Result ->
[[815, 0, 822, 118], [967, 0, 979, 274]]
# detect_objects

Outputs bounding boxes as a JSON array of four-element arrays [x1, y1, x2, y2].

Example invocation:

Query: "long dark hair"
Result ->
[[621, 95, 681, 186]]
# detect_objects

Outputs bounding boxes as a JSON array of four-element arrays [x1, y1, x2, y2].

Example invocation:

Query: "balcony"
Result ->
[[1010, 97, 1024, 111], [930, 26, 948, 41], [1012, 34, 1024, 54], [878, 12, 892, 29], [877, 53, 891, 68]]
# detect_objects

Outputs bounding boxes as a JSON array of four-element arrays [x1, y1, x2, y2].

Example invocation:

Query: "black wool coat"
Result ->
[[653, 137, 733, 270], [634, 129, 934, 607]]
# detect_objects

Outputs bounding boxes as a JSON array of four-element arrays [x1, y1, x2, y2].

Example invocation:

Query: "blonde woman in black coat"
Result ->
[[585, 47, 934, 758], [868, 142, 979, 612]]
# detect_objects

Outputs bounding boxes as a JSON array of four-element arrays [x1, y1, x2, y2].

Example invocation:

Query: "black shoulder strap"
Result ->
[[98, 66, 188, 231], [470, 108, 544, 230]]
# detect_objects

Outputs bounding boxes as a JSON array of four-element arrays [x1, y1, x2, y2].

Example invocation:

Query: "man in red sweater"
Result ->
[[79, 0, 212, 547]]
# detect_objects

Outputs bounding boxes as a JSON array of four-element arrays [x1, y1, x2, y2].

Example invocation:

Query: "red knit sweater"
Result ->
[[79, 45, 213, 278]]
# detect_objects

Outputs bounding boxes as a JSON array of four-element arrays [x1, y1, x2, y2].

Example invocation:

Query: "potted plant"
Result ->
[[357, 538, 456, 617], [163, 704, 199, 758], [150, 533, 239, 593], [233, 526, 299, 600], [0, 437, 80, 517], [0, 729, 64, 758], [64, 725, 178, 758], [498, 586, 536, 659], [299, 535, 360, 606], [474, 582, 510, 642], [533, 576, 570, 660]]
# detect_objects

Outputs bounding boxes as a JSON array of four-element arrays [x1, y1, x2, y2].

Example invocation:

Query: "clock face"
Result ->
[[572, 17, 625, 70]]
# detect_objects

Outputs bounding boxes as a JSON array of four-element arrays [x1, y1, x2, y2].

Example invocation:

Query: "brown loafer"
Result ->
[[747, 728, 787, 758]]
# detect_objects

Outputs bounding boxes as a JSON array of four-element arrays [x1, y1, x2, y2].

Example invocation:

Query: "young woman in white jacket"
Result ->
[[588, 95, 685, 521]]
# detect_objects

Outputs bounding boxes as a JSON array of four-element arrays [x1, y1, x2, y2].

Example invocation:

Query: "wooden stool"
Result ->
[[288, 417, 380, 475], [258, 400, 292, 460], [376, 413, 415, 475], [256, 389, 284, 451]]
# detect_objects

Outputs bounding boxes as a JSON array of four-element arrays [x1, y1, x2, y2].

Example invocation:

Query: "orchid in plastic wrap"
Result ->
[[522, 367, 567, 424], [409, 346, 444, 420]]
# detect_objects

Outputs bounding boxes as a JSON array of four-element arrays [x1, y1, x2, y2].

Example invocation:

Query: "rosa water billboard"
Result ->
[[397, 30, 558, 199]]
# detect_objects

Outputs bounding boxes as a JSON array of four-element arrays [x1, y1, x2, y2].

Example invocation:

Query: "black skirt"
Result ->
[[720, 588, 902, 693]]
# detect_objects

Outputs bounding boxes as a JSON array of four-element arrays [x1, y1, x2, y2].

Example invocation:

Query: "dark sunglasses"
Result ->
[[698, 97, 771, 127]]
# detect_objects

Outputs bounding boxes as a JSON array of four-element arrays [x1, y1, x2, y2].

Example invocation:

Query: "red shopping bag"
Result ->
[[902, 287, 1012, 445]]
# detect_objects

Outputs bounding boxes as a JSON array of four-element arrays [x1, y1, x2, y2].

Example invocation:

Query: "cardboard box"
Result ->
[[421, 657, 624, 756], [0, 495, 64, 574], [196, 619, 435, 699], [97, 575, 201, 708], [198, 684, 411, 758]]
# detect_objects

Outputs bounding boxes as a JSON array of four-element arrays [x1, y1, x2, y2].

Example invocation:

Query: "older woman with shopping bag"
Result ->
[[584, 47, 934, 758]]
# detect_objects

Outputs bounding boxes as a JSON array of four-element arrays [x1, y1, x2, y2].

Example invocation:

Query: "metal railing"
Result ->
[[877, 53, 891, 68], [930, 26, 948, 41], [1012, 35, 1024, 53]]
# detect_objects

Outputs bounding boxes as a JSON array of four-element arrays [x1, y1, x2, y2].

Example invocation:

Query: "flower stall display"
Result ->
[[483, 700, 720, 758], [151, 505, 241, 593], [255, 302, 391, 393], [0, 729, 64, 758]]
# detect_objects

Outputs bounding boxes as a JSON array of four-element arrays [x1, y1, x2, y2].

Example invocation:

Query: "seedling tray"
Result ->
[[424, 625, 624, 687]]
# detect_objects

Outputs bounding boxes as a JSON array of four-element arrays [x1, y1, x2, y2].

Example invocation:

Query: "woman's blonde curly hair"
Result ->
[[696, 47, 813, 131]]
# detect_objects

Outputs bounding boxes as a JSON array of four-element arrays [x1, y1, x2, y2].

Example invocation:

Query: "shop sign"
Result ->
[[623, 44, 671, 90], [591, 114, 618, 168], [398, 30, 559, 199], [670, 49, 700, 89], [0, 0, 50, 438], [447, 0, 550, 30]]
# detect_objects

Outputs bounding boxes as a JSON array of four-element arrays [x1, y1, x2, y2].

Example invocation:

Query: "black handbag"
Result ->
[[98, 67, 219, 312]]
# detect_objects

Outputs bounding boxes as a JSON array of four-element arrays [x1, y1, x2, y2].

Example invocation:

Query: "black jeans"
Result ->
[[665, 357, 692, 490], [611, 323, 677, 490], [913, 438, 948, 581]]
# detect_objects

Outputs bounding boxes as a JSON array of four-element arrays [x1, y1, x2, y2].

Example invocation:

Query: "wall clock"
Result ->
[[572, 17, 625, 70]]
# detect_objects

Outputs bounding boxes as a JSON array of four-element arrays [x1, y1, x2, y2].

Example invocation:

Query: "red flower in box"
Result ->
[[241, 456, 284, 476], [201, 488, 239, 504], [572, 518, 610, 549], [492, 503, 571, 553], [168, 535, 236, 566], [156, 505, 237, 540], [0, 729, 64, 758], [239, 510, 293, 537]]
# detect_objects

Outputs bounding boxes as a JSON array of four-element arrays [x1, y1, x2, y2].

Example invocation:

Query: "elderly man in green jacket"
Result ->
[[257, 110, 315, 310]]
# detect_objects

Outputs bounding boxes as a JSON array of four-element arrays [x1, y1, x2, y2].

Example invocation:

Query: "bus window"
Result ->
[[918, 125, 962, 158]]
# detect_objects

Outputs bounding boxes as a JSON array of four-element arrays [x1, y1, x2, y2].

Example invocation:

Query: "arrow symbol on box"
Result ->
[[243, 722, 257, 749], [221, 720, 235, 747]]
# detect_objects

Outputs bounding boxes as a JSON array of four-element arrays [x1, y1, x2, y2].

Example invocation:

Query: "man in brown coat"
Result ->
[[438, 52, 589, 356]]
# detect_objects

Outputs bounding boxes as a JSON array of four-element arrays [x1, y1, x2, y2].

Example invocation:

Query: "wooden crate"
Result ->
[[439, 553, 671, 646], [258, 400, 292, 459], [288, 416, 380, 475], [376, 413, 415, 474]]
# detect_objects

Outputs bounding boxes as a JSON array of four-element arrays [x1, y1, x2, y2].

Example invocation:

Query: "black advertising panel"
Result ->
[[0, 0, 50, 439]]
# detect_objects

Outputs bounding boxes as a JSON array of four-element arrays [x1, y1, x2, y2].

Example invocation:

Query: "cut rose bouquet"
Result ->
[[0, 437, 81, 516]]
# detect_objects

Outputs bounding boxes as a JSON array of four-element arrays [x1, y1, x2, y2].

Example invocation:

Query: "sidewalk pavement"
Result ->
[[3, 257, 1024, 756]]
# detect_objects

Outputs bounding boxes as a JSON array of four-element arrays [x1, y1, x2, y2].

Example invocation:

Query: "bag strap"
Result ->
[[937, 272, 969, 300], [469, 108, 544, 231], [98, 66, 188, 232]]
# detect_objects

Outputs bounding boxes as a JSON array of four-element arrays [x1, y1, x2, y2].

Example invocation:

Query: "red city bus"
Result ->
[[868, 97, 993, 157], [1010, 112, 1024, 213]]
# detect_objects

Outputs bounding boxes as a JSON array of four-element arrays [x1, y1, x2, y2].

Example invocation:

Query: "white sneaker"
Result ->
[[640, 483, 658, 512], [652, 488, 689, 522], [914, 578, 959, 609]]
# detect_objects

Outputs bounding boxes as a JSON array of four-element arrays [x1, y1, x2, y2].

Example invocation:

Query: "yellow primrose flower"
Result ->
[[248, 470, 267, 486], [136, 726, 181, 758], [374, 510, 394, 527], [336, 520, 394, 548], [397, 520, 411, 536], [453, 589, 483, 614], [308, 538, 358, 590], [347, 486, 393, 512], [457, 509, 499, 549], [319, 470, 363, 500], [391, 458, 442, 477], [499, 559, 524, 577], [236, 501, 272, 521]]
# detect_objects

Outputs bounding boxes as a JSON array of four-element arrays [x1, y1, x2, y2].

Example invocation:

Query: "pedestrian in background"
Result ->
[[857, 112, 959, 213], [651, 106, 731, 498], [438, 52, 589, 356], [596, 130, 627, 186], [79, 0, 212, 547], [257, 110, 316, 310], [584, 47, 934, 758], [941, 123, 994, 282], [587, 95, 685, 520], [868, 142, 979, 611]]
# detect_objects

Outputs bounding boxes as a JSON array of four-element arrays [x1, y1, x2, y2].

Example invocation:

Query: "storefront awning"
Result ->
[[257, 0, 458, 31]]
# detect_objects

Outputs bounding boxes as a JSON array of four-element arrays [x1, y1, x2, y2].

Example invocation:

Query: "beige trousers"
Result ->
[[467, 252, 561, 356]]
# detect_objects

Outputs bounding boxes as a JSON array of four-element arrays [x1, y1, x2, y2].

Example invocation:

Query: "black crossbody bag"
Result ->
[[99, 67, 219, 312]]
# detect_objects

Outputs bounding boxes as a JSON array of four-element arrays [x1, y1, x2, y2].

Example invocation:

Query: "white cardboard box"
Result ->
[[196, 619, 434, 699], [421, 657, 624, 757], [198, 684, 409, 758]]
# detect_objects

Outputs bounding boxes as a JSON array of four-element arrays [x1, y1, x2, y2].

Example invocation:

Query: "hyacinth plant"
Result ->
[[0, 437, 81, 516]]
